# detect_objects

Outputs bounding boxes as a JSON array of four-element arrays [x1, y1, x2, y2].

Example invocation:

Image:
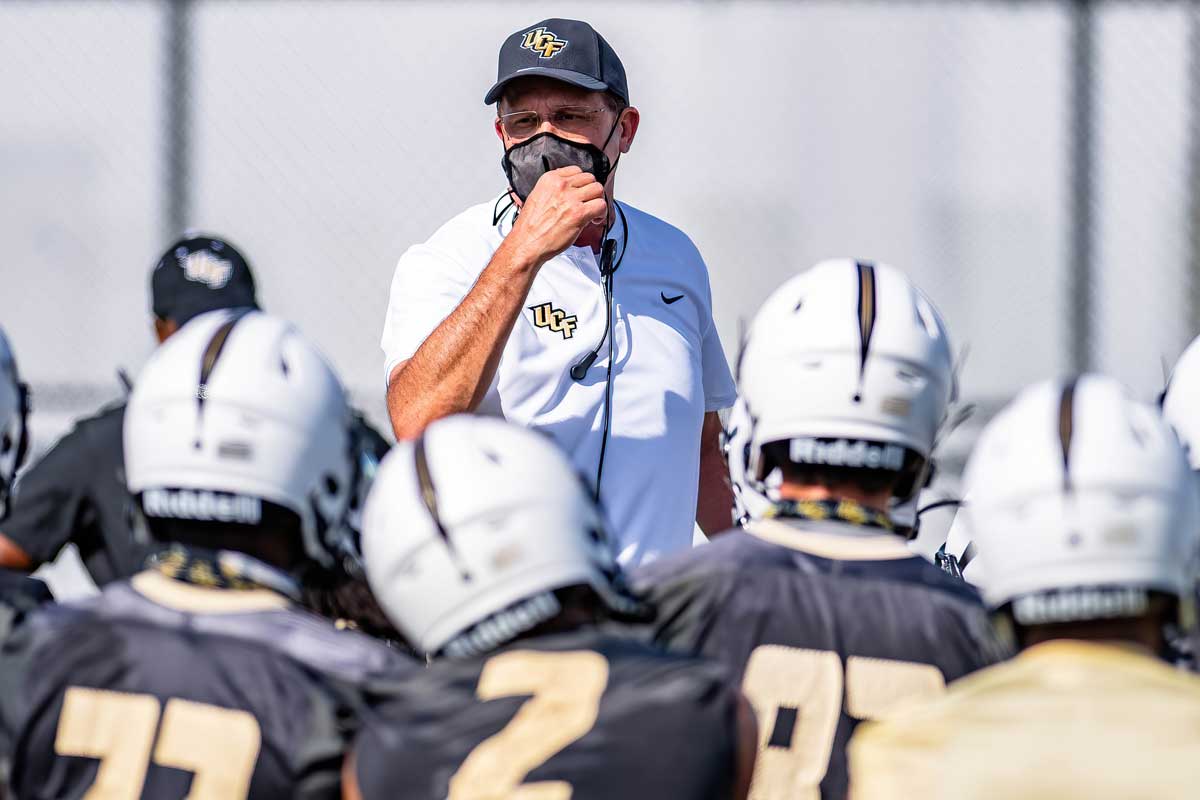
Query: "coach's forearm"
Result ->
[[387, 238, 541, 440], [388, 166, 605, 439]]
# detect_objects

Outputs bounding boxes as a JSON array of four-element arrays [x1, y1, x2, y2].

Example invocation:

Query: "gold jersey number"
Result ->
[[54, 686, 261, 800], [742, 645, 945, 800], [447, 650, 609, 800]]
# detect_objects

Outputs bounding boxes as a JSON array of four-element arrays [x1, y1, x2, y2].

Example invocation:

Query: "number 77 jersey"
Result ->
[[633, 519, 1010, 800], [0, 572, 415, 799], [350, 628, 745, 800]]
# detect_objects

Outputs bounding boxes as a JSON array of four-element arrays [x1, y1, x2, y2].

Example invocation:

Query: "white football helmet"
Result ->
[[362, 414, 636, 658], [1162, 334, 1200, 470], [963, 375, 1200, 625], [0, 326, 30, 519], [723, 397, 772, 526], [739, 259, 956, 503], [124, 310, 355, 568]]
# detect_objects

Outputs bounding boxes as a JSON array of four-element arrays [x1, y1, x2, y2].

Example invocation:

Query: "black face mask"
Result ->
[[501, 119, 621, 202]]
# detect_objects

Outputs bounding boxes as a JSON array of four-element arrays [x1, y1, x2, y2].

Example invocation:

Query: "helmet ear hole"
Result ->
[[890, 453, 929, 503]]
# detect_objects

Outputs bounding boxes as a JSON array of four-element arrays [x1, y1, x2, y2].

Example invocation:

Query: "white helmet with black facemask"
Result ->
[[124, 310, 356, 571], [0, 326, 30, 520], [723, 397, 772, 527], [361, 414, 641, 659], [738, 259, 956, 526], [964, 375, 1200, 634]]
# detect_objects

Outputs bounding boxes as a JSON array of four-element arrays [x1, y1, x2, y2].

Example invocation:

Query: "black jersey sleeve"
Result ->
[[1, 420, 97, 566], [0, 403, 146, 584], [633, 551, 739, 655]]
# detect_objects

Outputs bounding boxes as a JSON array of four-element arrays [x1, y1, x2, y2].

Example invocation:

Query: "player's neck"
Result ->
[[1020, 614, 1165, 655], [776, 482, 892, 515], [515, 602, 597, 643]]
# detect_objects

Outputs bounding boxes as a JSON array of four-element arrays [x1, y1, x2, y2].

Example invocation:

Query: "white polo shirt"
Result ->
[[381, 197, 737, 566]]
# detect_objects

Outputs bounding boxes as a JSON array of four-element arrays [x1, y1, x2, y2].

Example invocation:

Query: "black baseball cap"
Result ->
[[151, 235, 259, 326], [484, 18, 629, 106]]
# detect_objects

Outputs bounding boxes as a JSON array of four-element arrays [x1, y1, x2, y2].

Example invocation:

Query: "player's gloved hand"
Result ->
[[510, 165, 607, 265]]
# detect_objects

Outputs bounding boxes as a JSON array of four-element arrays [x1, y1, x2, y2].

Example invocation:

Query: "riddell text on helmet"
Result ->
[[788, 438, 906, 471], [142, 488, 263, 524]]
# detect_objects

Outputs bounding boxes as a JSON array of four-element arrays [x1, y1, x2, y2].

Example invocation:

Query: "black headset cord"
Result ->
[[570, 203, 628, 380], [591, 260, 617, 500], [568, 203, 628, 501], [570, 238, 617, 381]]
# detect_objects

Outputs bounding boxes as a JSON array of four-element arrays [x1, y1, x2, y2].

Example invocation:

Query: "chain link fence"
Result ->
[[3, 0, 1198, 474]]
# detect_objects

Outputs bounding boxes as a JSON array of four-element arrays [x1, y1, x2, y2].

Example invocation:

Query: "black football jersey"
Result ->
[[2, 401, 150, 585], [2, 570, 414, 799], [353, 627, 741, 800], [634, 519, 1010, 800], [0, 568, 52, 629]]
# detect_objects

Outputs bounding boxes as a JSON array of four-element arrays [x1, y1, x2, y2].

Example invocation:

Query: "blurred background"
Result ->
[[2, 1, 1198, 577]]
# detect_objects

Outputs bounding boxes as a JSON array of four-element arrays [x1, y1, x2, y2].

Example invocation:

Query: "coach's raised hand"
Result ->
[[509, 165, 608, 265], [385, 165, 607, 440]]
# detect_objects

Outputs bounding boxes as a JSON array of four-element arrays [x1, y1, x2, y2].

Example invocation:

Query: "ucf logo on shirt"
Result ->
[[529, 302, 578, 339]]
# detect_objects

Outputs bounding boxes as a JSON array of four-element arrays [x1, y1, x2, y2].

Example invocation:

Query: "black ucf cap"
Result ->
[[484, 18, 629, 106], [151, 235, 259, 326]]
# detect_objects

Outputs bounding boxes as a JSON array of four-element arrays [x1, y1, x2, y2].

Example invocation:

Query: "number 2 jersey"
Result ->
[[351, 627, 743, 800], [0, 568, 415, 799], [634, 515, 1010, 800]]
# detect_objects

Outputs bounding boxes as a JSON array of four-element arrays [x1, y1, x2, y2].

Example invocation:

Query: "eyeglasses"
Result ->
[[497, 106, 611, 139]]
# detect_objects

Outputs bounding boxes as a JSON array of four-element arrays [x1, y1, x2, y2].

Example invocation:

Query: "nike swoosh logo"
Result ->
[[661, 292, 685, 305]]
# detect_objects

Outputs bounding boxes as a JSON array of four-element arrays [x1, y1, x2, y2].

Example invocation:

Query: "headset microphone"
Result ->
[[599, 238, 617, 276], [571, 352, 598, 381]]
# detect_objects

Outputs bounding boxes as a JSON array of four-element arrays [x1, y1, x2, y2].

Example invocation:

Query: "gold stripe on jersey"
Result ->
[[848, 640, 1200, 799], [747, 518, 913, 561], [132, 570, 290, 614]]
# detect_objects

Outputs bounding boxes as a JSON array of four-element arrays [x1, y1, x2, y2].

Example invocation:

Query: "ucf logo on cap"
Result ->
[[529, 302, 577, 339], [181, 250, 233, 289], [521, 27, 568, 59]]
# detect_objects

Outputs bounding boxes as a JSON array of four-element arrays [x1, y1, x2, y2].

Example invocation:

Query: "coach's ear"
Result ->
[[732, 690, 758, 800], [618, 106, 640, 154]]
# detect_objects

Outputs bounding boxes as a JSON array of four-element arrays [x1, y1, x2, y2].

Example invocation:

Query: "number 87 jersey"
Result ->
[[633, 519, 1010, 800]]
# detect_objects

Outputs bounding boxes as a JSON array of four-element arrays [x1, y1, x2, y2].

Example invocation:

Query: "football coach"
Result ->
[[381, 18, 737, 566]]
